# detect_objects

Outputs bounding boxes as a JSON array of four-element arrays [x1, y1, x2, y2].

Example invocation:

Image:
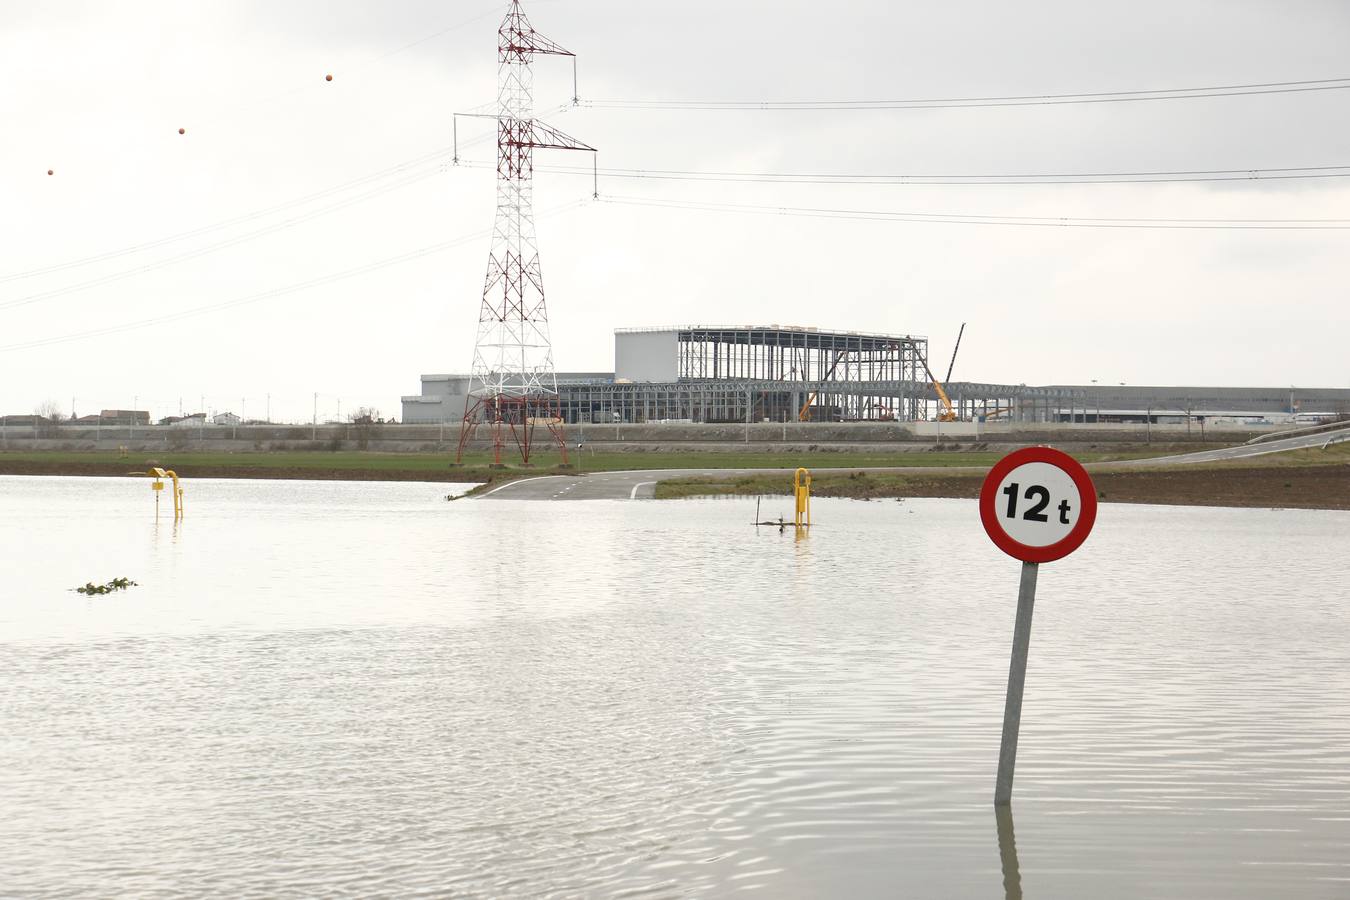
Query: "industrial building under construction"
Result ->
[[405, 323, 1350, 427], [405, 324, 1087, 426]]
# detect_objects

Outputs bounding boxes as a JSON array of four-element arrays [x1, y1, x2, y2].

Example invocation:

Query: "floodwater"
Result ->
[[2, 475, 1348, 899]]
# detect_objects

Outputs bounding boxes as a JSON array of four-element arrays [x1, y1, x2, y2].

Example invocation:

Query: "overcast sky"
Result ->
[[2, 0, 1347, 423]]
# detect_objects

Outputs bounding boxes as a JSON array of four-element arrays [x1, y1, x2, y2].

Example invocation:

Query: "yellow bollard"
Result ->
[[793, 467, 812, 528]]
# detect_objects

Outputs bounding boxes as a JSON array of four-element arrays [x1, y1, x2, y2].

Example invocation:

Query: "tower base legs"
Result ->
[[455, 395, 569, 467]]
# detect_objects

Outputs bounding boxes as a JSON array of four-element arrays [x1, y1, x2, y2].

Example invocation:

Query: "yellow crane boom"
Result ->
[[798, 350, 849, 421], [922, 323, 965, 422], [920, 353, 958, 422]]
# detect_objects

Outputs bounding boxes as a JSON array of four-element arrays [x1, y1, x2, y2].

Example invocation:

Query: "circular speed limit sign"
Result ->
[[979, 447, 1097, 563]]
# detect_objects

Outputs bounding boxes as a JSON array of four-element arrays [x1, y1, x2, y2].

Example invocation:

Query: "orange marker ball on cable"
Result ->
[[47, 169, 54, 175], [325, 74, 333, 82], [178, 128, 186, 135]]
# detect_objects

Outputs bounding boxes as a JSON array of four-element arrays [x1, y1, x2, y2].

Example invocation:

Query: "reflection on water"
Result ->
[[2, 476, 1349, 898], [997, 807, 1023, 900]]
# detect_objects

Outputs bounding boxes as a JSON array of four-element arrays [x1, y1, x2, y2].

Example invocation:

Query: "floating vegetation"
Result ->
[[76, 577, 138, 595]]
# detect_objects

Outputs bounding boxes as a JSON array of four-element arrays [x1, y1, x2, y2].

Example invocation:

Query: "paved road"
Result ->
[[477, 425, 1350, 501], [1113, 424, 1350, 466], [477, 468, 798, 501]]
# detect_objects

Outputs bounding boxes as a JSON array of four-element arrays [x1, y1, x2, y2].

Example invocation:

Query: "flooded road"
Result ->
[[2, 476, 1348, 897]]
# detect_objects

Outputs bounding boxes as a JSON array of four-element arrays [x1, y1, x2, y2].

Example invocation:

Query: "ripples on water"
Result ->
[[1, 476, 1348, 898]]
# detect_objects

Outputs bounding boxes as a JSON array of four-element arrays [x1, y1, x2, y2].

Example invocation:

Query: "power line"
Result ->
[[0, 142, 482, 285], [0, 199, 589, 352], [0, 102, 568, 291], [2, 103, 578, 286], [600, 195, 1350, 229], [583, 76, 1350, 111], [205, 5, 503, 121], [0, 166, 446, 312], [345, 6, 504, 74], [459, 159, 1350, 187]]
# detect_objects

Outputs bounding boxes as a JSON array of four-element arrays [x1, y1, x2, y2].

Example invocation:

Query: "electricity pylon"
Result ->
[[456, 0, 595, 466]]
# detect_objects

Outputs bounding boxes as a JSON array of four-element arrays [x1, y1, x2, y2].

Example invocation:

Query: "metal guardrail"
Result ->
[[1245, 419, 1350, 445]]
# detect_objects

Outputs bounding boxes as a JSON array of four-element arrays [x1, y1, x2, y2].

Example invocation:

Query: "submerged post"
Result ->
[[995, 561, 1038, 806]]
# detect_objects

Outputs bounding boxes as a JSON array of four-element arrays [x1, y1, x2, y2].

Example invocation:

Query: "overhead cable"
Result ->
[[3, 104, 576, 286], [0, 166, 446, 312], [0, 141, 484, 285], [0, 200, 588, 352], [600, 195, 1350, 229], [457, 159, 1350, 187], [583, 76, 1350, 110], [206, 5, 502, 122]]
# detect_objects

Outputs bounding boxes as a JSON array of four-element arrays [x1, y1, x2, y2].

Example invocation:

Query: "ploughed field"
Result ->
[[656, 451, 1350, 510]]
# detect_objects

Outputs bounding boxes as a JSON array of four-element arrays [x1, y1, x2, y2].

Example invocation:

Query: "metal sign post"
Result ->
[[980, 447, 1097, 806], [995, 560, 1038, 807]]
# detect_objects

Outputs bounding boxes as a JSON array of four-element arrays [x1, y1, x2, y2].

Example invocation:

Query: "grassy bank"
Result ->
[[0, 445, 1198, 482], [1, 443, 1343, 509]]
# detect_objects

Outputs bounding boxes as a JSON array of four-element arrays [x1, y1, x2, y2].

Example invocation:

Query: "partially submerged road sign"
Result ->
[[982, 447, 1097, 806], [980, 446, 1097, 563]]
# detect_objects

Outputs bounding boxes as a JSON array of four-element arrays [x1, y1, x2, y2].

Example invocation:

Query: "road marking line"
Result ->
[[476, 476, 560, 498], [630, 481, 657, 500]]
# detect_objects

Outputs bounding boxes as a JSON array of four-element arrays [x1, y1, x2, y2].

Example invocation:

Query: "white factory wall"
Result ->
[[614, 330, 679, 383], [401, 375, 472, 423]]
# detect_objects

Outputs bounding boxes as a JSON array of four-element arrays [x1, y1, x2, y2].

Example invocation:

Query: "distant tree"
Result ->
[[348, 407, 380, 450], [34, 399, 65, 436], [34, 399, 65, 422], [348, 407, 380, 426]]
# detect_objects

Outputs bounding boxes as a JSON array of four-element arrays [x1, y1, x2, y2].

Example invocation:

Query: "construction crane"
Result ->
[[921, 323, 965, 422], [797, 350, 849, 421], [945, 322, 966, 385]]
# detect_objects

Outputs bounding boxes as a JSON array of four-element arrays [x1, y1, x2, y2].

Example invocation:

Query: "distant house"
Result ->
[[160, 413, 206, 427], [100, 409, 150, 426], [212, 411, 241, 426], [73, 414, 104, 425]]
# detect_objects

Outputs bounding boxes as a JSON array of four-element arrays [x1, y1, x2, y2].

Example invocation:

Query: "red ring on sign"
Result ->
[[979, 446, 1097, 563]]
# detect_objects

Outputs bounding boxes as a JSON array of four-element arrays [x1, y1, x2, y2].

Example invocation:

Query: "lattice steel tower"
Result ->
[[456, 0, 594, 465]]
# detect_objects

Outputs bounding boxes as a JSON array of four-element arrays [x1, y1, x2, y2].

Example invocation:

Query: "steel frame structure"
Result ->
[[457, 0, 594, 465], [609, 325, 931, 421], [553, 378, 1080, 424], [670, 326, 927, 390]]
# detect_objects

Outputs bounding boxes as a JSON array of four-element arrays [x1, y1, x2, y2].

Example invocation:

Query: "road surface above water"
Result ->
[[478, 426, 1349, 501]]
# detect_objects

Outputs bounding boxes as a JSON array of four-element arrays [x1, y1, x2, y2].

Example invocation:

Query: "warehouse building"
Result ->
[[404, 324, 1349, 426], [403, 324, 1081, 425]]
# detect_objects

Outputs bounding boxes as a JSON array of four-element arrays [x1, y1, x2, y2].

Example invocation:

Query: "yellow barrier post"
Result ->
[[149, 467, 185, 520], [793, 467, 812, 528]]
